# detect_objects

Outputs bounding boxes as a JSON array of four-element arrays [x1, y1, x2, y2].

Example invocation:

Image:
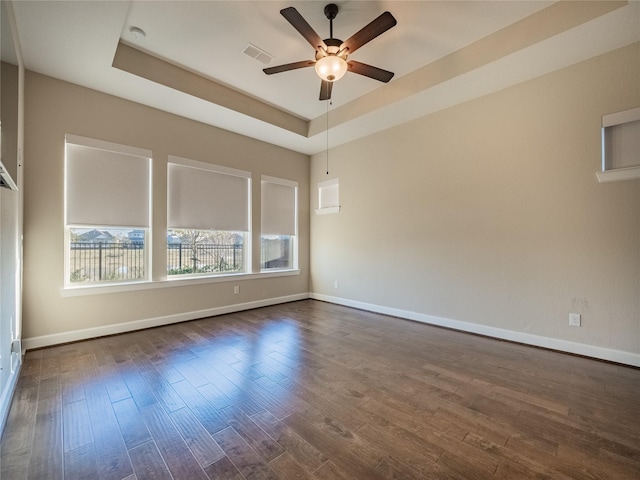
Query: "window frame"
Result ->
[[597, 107, 640, 183], [260, 175, 298, 272], [63, 135, 152, 288], [166, 155, 252, 279], [316, 177, 340, 214]]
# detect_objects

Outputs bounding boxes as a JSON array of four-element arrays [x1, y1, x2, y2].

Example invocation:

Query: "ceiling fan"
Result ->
[[263, 3, 397, 101]]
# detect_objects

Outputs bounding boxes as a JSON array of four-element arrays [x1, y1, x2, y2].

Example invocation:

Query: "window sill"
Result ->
[[596, 166, 640, 183], [60, 269, 300, 297], [315, 206, 340, 215]]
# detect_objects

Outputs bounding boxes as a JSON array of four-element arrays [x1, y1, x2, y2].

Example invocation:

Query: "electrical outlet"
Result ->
[[233, 286, 240, 295], [569, 313, 581, 327], [334, 281, 339, 289]]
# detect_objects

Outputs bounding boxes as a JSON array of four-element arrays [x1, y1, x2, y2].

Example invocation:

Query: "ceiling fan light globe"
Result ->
[[315, 55, 347, 82]]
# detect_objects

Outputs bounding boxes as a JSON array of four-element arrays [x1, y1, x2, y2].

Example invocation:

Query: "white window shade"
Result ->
[[319, 179, 339, 208], [316, 178, 340, 214], [261, 176, 297, 236], [65, 136, 151, 227], [167, 159, 250, 231]]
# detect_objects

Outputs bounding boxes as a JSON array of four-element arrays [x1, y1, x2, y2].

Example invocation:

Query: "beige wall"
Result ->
[[21, 43, 640, 362], [23, 72, 309, 342], [311, 43, 640, 358]]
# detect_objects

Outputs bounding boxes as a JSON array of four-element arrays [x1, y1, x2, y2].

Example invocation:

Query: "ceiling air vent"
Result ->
[[242, 43, 273, 65]]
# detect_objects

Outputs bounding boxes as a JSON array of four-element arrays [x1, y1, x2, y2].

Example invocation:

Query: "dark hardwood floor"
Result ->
[[1, 299, 639, 479]]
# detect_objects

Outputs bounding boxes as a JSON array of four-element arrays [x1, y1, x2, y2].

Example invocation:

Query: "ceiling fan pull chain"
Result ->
[[326, 99, 330, 174]]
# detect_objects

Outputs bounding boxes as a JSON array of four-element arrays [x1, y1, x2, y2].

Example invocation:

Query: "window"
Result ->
[[597, 107, 640, 183], [64, 135, 151, 285], [167, 156, 250, 277], [261, 176, 297, 271], [316, 178, 340, 214]]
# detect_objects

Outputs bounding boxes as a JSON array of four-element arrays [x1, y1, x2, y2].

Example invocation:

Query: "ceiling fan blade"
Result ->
[[347, 61, 394, 83], [280, 7, 327, 51], [263, 60, 315, 75], [340, 11, 396, 54], [319, 80, 333, 101]]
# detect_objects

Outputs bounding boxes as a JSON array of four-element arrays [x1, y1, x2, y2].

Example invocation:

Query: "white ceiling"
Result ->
[[8, 1, 640, 155]]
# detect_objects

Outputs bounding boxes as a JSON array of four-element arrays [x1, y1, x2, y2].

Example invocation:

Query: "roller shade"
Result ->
[[167, 158, 250, 232], [261, 176, 297, 236], [318, 178, 339, 209], [65, 135, 151, 227]]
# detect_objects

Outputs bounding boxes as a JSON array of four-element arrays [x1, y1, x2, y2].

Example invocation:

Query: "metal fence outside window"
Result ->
[[167, 243, 243, 275], [69, 242, 243, 283], [69, 242, 145, 283]]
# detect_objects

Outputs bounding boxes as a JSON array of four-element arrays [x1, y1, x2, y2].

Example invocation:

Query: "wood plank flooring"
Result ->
[[1, 299, 639, 479]]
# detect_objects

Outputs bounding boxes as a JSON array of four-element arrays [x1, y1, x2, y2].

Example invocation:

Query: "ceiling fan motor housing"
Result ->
[[317, 38, 345, 58]]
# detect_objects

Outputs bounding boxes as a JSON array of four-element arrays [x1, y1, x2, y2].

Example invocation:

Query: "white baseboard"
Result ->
[[22, 291, 640, 368], [310, 293, 640, 368], [0, 364, 21, 436], [22, 293, 309, 351]]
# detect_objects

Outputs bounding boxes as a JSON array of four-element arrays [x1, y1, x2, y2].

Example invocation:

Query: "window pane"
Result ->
[[167, 229, 245, 276], [261, 235, 293, 270], [318, 178, 339, 209], [65, 136, 151, 287], [68, 227, 147, 284]]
